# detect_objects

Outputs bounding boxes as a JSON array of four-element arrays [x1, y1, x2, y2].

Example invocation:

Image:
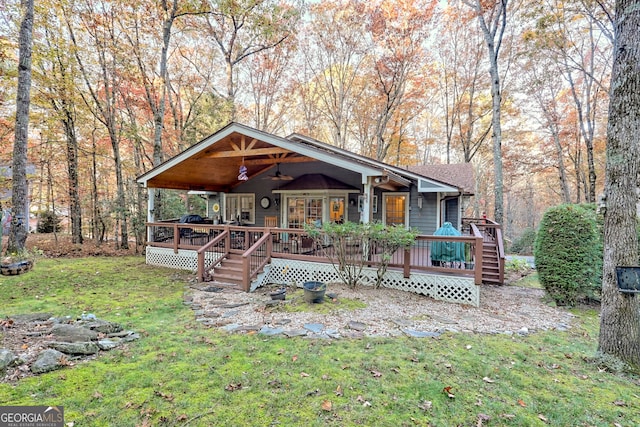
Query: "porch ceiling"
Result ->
[[144, 131, 314, 192]]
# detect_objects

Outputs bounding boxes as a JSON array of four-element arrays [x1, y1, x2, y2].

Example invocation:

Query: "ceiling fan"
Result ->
[[264, 163, 294, 181]]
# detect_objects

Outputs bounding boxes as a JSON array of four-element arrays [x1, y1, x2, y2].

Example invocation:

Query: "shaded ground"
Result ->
[[2, 233, 140, 258]]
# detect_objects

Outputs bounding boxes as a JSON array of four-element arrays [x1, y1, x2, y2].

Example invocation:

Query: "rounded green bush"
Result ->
[[534, 204, 601, 306]]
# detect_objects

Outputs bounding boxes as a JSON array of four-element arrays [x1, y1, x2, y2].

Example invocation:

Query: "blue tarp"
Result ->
[[430, 222, 465, 264]]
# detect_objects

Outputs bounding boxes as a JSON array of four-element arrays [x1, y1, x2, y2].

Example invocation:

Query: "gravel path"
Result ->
[[187, 282, 574, 338]]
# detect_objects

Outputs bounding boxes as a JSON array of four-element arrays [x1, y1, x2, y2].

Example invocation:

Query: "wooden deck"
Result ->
[[144, 218, 504, 293]]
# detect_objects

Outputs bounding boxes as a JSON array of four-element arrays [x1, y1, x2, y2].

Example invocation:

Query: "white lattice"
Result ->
[[146, 248, 479, 306], [263, 259, 479, 307], [146, 247, 222, 272]]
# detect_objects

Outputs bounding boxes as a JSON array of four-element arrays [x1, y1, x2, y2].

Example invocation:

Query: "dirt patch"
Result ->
[[2, 234, 140, 258]]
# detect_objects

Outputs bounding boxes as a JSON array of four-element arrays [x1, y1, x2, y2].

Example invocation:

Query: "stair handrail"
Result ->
[[469, 223, 484, 285], [241, 232, 272, 291], [196, 230, 229, 282]]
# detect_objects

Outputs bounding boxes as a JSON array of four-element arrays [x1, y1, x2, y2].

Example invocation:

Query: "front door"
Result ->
[[382, 193, 409, 227]]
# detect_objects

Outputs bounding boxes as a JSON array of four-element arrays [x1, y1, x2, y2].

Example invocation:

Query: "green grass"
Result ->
[[1, 257, 639, 426]]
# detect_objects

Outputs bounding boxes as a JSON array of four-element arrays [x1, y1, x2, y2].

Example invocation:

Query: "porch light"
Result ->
[[417, 196, 423, 209]]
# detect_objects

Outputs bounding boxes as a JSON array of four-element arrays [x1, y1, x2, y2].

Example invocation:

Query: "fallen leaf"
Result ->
[[362, 401, 371, 407], [443, 386, 455, 399], [391, 367, 400, 374], [477, 413, 491, 426], [176, 414, 188, 422], [517, 399, 526, 407], [335, 385, 343, 396], [370, 370, 382, 378], [613, 400, 626, 407], [322, 374, 330, 380], [224, 383, 242, 392], [418, 400, 432, 411], [321, 400, 332, 411], [500, 414, 516, 420], [154, 390, 175, 401], [292, 355, 298, 362], [300, 372, 310, 377], [538, 414, 548, 423], [482, 377, 495, 383], [357, 395, 365, 402], [92, 391, 103, 399]]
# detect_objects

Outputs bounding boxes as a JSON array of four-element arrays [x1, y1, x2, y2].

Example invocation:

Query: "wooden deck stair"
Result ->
[[210, 253, 245, 288], [482, 241, 502, 284]]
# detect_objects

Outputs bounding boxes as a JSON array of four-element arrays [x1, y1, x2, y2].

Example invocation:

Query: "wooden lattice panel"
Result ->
[[264, 259, 479, 306], [146, 249, 479, 306]]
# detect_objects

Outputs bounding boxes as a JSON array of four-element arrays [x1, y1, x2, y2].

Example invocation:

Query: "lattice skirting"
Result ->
[[145, 248, 479, 306], [146, 247, 222, 272], [262, 259, 480, 307]]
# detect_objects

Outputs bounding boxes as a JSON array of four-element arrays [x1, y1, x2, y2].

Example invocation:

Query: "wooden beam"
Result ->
[[244, 156, 314, 166], [206, 147, 293, 158]]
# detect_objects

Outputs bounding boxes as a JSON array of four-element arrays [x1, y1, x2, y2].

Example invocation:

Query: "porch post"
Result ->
[[360, 177, 373, 223], [147, 188, 155, 242]]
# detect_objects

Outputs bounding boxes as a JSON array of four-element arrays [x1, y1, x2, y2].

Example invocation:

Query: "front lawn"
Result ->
[[1, 257, 638, 426]]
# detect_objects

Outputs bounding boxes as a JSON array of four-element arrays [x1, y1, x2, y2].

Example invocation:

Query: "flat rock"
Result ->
[[347, 321, 367, 331], [221, 323, 241, 332], [9, 313, 53, 323], [31, 349, 67, 374], [259, 326, 284, 336], [84, 319, 123, 334], [97, 339, 122, 350], [303, 323, 324, 334], [0, 349, 18, 372], [51, 324, 98, 342], [283, 329, 308, 337], [49, 341, 100, 355], [401, 329, 441, 338]]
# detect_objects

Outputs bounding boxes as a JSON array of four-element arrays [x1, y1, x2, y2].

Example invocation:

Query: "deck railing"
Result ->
[[147, 221, 490, 288]]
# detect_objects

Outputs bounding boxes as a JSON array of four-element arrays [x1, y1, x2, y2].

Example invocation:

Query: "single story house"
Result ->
[[136, 122, 504, 306]]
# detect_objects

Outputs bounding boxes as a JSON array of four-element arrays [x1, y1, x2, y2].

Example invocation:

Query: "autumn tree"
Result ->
[[203, 0, 299, 120], [297, 0, 369, 149], [463, 0, 509, 224], [598, 0, 640, 369], [7, 0, 34, 254], [35, 4, 84, 244], [363, 0, 435, 162], [435, 4, 491, 164], [65, 0, 130, 249]]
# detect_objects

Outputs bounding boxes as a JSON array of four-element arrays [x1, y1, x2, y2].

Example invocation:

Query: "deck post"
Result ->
[[474, 235, 483, 285], [403, 248, 411, 278]]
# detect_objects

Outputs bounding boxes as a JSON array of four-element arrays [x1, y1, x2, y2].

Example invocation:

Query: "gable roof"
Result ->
[[408, 164, 475, 194], [136, 122, 469, 194]]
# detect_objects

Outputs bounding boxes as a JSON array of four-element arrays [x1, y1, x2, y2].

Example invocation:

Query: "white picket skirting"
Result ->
[[145, 246, 480, 307]]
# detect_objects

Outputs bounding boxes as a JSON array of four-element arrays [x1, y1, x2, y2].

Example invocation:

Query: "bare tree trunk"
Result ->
[[598, 0, 640, 369], [465, 0, 508, 225], [8, 0, 34, 254]]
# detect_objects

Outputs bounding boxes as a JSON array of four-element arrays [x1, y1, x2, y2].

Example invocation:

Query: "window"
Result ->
[[224, 194, 255, 224], [383, 193, 409, 227], [287, 197, 323, 228]]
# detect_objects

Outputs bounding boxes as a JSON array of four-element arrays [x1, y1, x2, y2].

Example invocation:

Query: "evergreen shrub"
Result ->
[[37, 211, 61, 233], [534, 204, 601, 306]]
